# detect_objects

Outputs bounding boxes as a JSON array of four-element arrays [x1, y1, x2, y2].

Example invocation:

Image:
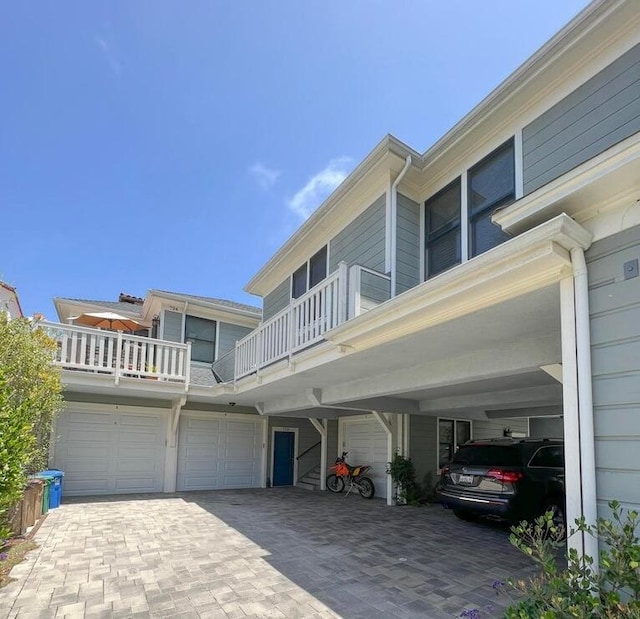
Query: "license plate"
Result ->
[[458, 474, 474, 484]]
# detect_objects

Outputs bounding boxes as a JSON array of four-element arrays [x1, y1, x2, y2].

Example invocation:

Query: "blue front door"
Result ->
[[273, 431, 295, 486]]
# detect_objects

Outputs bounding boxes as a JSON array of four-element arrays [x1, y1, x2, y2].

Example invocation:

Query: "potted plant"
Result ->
[[386, 452, 421, 505]]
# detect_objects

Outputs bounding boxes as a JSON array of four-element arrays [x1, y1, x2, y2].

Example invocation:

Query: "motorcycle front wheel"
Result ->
[[326, 474, 345, 493], [358, 477, 375, 499]]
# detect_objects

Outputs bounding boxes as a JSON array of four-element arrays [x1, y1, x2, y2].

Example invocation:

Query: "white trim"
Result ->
[[419, 199, 425, 282], [460, 170, 469, 264], [385, 176, 392, 273], [261, 417, 268, 488], [572, 247, 598, 569], [560, 275, 583, 559], [309, 418, 328, 491], [514, 128, 524, 200], [270, 426, 299, 487], [436, 417, 474, 474], [214, 321, 220, 361]]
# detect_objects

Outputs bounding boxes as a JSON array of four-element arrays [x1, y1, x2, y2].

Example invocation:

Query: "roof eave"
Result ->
[[244, 134, 422, 296]]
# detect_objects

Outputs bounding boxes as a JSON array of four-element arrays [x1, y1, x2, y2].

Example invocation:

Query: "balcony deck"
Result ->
[[212, 262, 391, 383], [41, 321, 191, 388]]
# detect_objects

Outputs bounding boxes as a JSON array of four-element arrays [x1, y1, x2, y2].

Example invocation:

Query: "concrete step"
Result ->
[[296, 481, 317, 491]]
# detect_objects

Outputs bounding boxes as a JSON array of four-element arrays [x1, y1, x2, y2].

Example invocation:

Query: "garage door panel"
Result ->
[[66, 427, 113, 443], [114, 476, 160, 492], [177, 415, 262, 491], [343, 419, 388, 499], [53, 408, 166, 496]]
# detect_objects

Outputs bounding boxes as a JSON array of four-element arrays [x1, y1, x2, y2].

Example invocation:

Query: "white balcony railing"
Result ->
[[41, 321, 191, 387], [230, 263, 348, 380]]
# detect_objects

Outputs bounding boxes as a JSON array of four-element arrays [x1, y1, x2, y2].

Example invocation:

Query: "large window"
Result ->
[[184, 315, 216, 363], [291, 245, 328, 299], [425, 178, 461, 278], [438, 418, 471, 470], [468, 139, 514, 257]]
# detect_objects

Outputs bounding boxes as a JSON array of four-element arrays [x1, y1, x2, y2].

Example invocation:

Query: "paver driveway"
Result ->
[[0, 488, 538, 619]]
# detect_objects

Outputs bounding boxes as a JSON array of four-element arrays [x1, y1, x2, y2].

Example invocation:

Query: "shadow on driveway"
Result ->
[[1, 488, 537, 619]]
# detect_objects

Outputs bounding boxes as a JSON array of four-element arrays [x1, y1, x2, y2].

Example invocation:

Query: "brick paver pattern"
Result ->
[[0, 488, 537, 618]]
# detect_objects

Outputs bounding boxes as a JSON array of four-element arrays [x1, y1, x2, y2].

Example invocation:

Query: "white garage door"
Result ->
[[53, 408, 166, 496], [176, 414, 263, 491], [342, 417, 389, 499]]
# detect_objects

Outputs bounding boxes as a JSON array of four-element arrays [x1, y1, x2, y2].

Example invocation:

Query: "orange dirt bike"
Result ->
[[326, 451, 375, 499]]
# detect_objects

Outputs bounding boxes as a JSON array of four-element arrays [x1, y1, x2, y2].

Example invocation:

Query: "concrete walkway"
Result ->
[[0, 488, 537, 619]]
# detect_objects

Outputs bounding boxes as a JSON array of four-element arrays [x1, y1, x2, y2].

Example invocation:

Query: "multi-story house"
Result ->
[[0, 281, 23, 318], [47, 0, 639, 565], [207, 0, 638, 563]]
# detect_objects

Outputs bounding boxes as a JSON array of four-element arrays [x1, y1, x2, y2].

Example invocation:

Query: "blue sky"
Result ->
[[1, 1, 591, 318]]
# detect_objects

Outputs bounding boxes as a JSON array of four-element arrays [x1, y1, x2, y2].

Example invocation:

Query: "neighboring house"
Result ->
[[0, 281, 24, 318], [206, 0, 637, 565], [47, 0, 639, 567]]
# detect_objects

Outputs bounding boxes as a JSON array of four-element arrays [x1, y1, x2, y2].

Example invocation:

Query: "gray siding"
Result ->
[[396, 194, 421, 295], [263, 278, 290, 321], [523, 42, 640, 195], [529, 417, 564, 438], [473, 418, 529, 440], [329, 194, 386, 272], [218, 322, 253, 357], [163, 310, 182, 342], [587, 224, 640, 513], [360, 270, 391, 304], [409, 415, 438, 490]]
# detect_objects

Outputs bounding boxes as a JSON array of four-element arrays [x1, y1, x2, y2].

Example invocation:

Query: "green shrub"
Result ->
[[505, 500, 640, 618], [386, 452, 421, 505], [0, 315, 62, 531]]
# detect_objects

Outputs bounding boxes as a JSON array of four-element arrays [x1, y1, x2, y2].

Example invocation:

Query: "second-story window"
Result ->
[[425, 178, 461, 278], [292, 245, 328, 299], [468, 139, 514, 257], [185, 315, 216, 363]]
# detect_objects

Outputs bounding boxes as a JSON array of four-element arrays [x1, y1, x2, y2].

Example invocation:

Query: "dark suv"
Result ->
[[437, 437, 565, 526]]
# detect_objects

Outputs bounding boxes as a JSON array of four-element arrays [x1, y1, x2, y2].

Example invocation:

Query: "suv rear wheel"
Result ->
[[453, 509, 478, 522]]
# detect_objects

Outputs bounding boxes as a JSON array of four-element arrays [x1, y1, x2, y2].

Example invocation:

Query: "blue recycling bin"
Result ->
[[38, 470, 64, 508]]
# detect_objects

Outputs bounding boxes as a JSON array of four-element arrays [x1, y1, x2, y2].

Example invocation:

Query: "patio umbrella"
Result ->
[[70, 311, 144, 332]]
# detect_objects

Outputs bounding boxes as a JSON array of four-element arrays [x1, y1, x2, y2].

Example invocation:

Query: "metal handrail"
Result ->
[[296, 440, 321, 461]]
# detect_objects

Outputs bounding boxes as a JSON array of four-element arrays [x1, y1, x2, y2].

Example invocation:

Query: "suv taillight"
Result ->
[[486, 469, 523, 483]]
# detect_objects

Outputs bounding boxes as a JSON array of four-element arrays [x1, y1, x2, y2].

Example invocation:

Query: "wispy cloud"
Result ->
[[249, 162, 281, 190], [95, 34, 122, 77], [287, 157, 352, 220]]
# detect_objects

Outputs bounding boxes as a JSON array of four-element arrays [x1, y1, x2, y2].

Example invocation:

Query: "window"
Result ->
[[425, 178, 461, 278], [438, 419, 471, 469], [292, 264, 307, 299], [184, 315, 216, 363], [468, 139, 514, 257], [309, 246, 327, 288], [291, 245, 328, 299], [529, 445, 564, 468]]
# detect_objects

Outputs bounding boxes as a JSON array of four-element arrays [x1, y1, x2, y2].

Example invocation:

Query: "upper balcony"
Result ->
[[41, 321, 191, 389], [212, 262, 391, 383]]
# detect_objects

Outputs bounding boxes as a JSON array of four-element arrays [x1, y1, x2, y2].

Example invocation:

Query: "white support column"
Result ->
[[372, 411, 396, 506], [348, 264, 361, 319], [338, 261, 349, 324], [560, 276, 584, 559], [309, 418, 328, 491], [164, 396, 186, 493], [261, 417, 269, 488], [572, 248, 598, 570]]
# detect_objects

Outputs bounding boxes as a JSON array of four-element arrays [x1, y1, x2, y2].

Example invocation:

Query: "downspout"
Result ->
[[571, 247, 598, 570], [390, 156, 412, 297]]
